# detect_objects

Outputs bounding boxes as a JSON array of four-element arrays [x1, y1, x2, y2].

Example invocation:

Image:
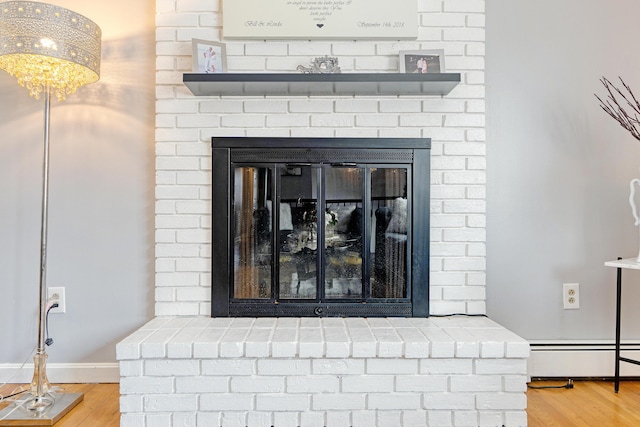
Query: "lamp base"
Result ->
[[0, 392, 83, 426]]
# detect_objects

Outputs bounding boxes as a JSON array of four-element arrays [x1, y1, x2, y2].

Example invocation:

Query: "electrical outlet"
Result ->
[[563, 283, 580, 310], [47, 287, 66, 314]]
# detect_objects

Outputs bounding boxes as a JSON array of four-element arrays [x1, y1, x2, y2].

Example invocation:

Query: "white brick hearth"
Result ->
[[118, 316, 528, 427]]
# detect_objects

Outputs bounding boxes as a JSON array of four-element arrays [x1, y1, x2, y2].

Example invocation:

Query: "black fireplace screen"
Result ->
[[211, 137, 430, 317]]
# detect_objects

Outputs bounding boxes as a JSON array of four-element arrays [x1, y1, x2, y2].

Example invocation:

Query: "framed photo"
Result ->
[[399, 50, 445, 74], [192, 39, 226, 73]]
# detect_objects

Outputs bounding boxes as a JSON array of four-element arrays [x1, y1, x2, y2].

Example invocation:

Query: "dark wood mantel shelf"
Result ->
[[183, 72, 461, 97]]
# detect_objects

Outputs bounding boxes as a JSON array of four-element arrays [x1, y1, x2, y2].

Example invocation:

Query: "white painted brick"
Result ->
[[372, 328, 403, 357], [146, 413, 172, 427], [119, 414, 145, 427], [299, 412, 325, 427], [145, 359, 200, 376], [273, 412, 300, 427], [247, 412, 273, 427], [256, 394, 310, 411], [369, 393, 421, 410], [144, 394, 197, 412], [506, 340, 530, 358], [399, 113, 442, 127], [402, 410, 429, 427], [427, 410, 454, 426], [476, 393, 527, 410], [119, 360, 144, 377], [258, 359, 311, 376], [352, 411, 377, 427], [467, 14, 486, 28], [475, 359, 528, 375], [219, 412, 246, 427], [349, 328, 377, 358], [444, 0, 484, 13], [288, 100, 333, 113], [443, 286, 486, 302], [503, 375, 528, 393], [197, 412, 222, 427], [504, 411, 528, 427], [287, 375, 339, 393], [334, 99, 379, 113], [175, 376, 228, 393], [444, 257, 485, 272], [396, 374, 448, 392], [443, 229, 485, 244], [117, 329, 155, 360], [202, 359, 256, 376], [200, 394, 254, 411], [448, 56, 486, 72], [451, 375, 502, 393], [325, 411, 351, 427], [420, 358, 472, 374], [323, 327, 350, 358], [311, 114, 354, 127], [267, 113, 310, 127], [299, 327, 324, 358], [245, 42, 288, 56], [454, 411, 480, 427], [312, 394, 366, 410], [341, 375, 394, 393], [220, 114, 265, 128], [156, 272, 199, 287], [379, 99, 422, 113], [313, 358, 365, 375], [377, 411, 403, 427], [367, 359, 418, 375], [176, 258, 209, 273], [172, 412, 196, 427], [424, 13, 466, 27], [120, 377, 173, 394], [431, 243, 466, 257], [423, 393, 475, 410], [271, 327, 298, 357], [245, 327, 272, 357], [231, 376, 285, 393], [155, 301, 200, 316], [120, 395, 143, 412], [219, 327, 249, 357]]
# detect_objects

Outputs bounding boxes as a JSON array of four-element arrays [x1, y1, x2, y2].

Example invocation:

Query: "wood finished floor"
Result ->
[[2, 380, 640, 426]]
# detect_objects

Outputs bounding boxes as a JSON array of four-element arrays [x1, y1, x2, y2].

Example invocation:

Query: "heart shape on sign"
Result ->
[[317, 24, 324, 28]]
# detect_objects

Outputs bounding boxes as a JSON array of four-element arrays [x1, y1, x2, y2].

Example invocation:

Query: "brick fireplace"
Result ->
[[116, 0, 530, 426]]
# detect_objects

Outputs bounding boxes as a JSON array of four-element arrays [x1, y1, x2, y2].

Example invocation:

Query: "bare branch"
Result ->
[[596, 76, 640, 141]]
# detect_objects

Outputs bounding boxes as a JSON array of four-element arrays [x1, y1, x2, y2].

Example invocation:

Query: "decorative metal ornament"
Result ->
[[297, 56, 341, 74]]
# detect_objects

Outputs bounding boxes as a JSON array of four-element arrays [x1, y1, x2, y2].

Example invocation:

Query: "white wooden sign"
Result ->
[[222, 0, 417, 40]]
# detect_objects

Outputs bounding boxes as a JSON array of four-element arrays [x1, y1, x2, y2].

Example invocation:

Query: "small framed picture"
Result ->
[[399, 50, 445, 73], [192, 39, 227, 73]]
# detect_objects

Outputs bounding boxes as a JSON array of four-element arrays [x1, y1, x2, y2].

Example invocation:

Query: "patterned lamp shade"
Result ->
[[0, 1, 101, 100]]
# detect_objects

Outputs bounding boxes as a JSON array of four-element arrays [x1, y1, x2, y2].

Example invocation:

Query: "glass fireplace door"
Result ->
[[215, 137, 430, 317], [231, 163, 410, 305]]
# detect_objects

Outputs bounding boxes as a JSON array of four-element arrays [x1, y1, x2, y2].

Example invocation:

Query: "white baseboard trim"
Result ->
[[0, 363, 119, 384], [529, 341, 640, 378]]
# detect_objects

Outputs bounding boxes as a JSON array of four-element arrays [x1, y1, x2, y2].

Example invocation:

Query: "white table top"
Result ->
[[605, 258, 640, 270]]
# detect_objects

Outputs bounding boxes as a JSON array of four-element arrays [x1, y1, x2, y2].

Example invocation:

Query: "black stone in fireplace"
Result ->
[[211, 137, 430, 317]]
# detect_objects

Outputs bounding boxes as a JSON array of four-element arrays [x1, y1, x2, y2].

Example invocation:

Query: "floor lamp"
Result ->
[[0, 1, 101, 424]]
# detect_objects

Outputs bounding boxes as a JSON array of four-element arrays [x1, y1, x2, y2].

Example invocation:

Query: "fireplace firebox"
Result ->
[[211, 137, 430, 317]]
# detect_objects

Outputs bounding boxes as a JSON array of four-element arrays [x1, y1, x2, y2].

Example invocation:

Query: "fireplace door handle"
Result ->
[[331, 162, 357, 167]]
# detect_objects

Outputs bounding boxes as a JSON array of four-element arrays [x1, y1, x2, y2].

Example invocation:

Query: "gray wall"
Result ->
[[0, 1, 155, 365], [486, 0, 640, 341]]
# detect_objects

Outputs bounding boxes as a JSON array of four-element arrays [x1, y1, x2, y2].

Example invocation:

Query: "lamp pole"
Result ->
[[29, 84, 53, 411]]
